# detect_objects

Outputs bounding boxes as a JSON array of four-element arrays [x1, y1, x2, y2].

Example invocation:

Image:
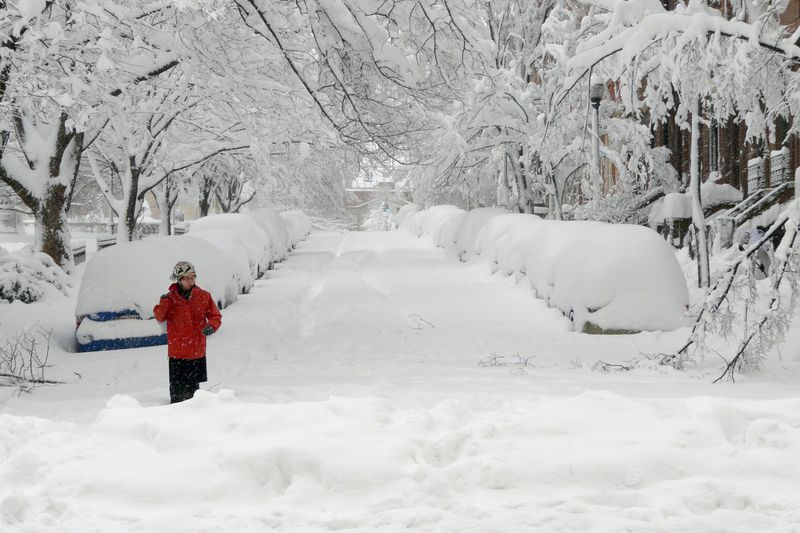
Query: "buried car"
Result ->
[[413, 208, 689, 333], [76, 235, 239, 352]]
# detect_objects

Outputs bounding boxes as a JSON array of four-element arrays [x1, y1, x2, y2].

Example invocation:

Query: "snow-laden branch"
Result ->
[[569, 0, 800, 75], [662, 200, 800, 372]]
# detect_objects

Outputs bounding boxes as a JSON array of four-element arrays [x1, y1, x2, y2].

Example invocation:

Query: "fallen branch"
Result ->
[[592, 360, 632, 373], [713, 223, 800, 383], [661, 215, 795, 369]]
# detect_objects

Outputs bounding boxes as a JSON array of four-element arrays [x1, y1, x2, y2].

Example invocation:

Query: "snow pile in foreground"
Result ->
[[401, 205, 689, 332], [2, 390, 799, 531]]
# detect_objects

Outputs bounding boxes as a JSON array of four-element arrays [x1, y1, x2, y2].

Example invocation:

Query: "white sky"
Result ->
[[1, 228, 800, 531]]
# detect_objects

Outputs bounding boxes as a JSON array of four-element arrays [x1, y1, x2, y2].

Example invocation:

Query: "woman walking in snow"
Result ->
[[154, 261, 222, 403]]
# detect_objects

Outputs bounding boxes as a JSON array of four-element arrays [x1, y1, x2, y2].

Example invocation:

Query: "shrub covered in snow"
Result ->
[[0, 248, 70, 304], [402, 205, 689, 333]]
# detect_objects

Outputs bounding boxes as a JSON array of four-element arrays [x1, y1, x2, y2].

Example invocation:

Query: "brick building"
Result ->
[[652, 0, 800, 197]]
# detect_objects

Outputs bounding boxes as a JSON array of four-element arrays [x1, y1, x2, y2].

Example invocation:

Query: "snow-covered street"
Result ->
[[2, 229, 800, 531]]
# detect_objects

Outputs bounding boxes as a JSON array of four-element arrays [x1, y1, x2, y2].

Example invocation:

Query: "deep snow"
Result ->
[[2, 229, 800, 532]]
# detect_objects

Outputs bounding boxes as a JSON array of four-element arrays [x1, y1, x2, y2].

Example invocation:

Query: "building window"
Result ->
[[730, 122, 740, 186]]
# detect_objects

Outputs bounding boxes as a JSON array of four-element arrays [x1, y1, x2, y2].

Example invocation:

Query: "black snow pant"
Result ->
[[169, 356, 208, 404]]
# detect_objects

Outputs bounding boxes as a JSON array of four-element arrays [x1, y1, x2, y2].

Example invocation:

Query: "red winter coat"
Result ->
[[153, 283, 222, 359]]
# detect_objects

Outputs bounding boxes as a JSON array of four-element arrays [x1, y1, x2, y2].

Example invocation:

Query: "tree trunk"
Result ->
[[549, 172, 564, 220], [690, 100, 710, 287], [199, 193, 211, 217], [1, 114, 83, 270], [121, 166, 140, 242], [37, 182, 73, 271], [157, 185, 172, 236]]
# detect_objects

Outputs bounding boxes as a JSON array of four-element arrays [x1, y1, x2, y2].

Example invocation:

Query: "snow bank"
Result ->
[[402, 205, 689, 332], [4, 391, 800, 531]]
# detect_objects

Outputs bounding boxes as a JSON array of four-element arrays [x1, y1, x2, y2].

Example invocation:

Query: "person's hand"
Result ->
[[202, 325, 215, 336]]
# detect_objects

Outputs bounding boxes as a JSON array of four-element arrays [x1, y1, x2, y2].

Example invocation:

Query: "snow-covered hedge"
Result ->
[[0, 248, 70, 303], [280, 210, 313, 247], [400, 205, 689, 333]]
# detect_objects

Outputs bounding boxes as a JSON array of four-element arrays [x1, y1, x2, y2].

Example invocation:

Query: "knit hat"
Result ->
[[171, 261, 196, 281]]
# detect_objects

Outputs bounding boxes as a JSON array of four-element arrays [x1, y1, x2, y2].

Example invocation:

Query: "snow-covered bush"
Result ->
[[0, 248, 70, 304], [280, 210, 313, 247], [405, 205, 690, 333]]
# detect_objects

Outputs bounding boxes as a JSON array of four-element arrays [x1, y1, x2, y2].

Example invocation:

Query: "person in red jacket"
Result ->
[[153, 261, 222, 403]]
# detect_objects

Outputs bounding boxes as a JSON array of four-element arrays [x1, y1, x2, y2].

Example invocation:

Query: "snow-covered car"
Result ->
[[187, 228, 255, 294], [404, 205, 689, 333], [485, 217, 689, 333], [403, 205, 466, 253], [75, 236, 239, 352], [246, 208, 291, 264], [280, 210, 313, 248], [188, 214, 273, 277], [392, 204, 419, 229], [454, 207, 510, 261]]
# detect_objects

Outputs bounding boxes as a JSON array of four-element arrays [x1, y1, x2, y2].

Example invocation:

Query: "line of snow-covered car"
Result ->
[[75, 209, 312, 352], [395, 205, 689, 334]]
